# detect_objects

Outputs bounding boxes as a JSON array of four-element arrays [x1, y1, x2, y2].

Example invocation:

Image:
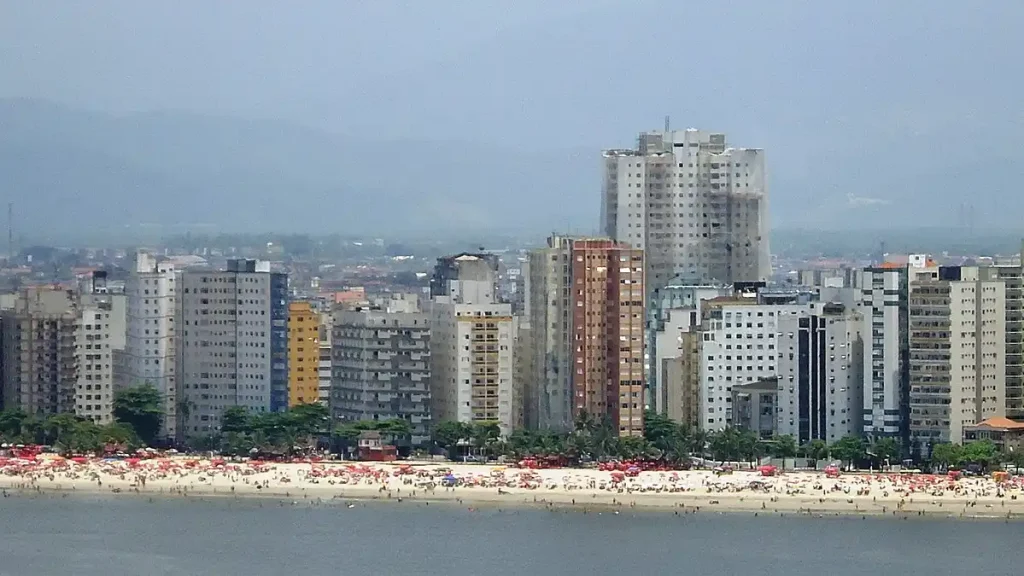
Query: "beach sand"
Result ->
[[2, 458, 1023, 519]]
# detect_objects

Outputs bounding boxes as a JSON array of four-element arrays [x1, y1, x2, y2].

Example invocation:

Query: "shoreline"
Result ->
[[3, 473, 1023, 521]]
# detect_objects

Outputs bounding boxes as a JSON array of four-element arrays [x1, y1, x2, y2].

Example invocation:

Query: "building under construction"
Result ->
[[0, 287, 79, 415]]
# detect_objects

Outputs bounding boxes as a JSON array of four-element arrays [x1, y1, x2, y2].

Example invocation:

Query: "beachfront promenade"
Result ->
[[3, 457, 1024, 519]]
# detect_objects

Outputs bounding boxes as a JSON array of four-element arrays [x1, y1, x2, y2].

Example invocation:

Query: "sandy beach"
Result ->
[[3, 457, 1024, 519]]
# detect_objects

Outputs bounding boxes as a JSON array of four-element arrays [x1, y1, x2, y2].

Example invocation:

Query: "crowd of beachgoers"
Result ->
[[3, 453, 1024, 519]]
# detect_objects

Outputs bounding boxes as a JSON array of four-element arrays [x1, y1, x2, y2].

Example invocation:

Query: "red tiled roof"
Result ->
[[973, 417, 1024, 430]]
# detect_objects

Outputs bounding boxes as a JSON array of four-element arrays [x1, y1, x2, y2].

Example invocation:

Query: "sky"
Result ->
[[1, 1, 1023, 233]]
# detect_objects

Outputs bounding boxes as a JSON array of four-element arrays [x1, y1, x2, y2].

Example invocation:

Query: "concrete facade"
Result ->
[[776, 303, 864, 444], [125, 252, 179, 437], [731, 378, 778, 439], [859, 265, 909, 440], [430, 301, 518, 435], [648, 281, 730, 410], [525, 235, 575, 431], [176, 260, 289, 437], [602, 128, 770, 295], [908, 265, 1006, 455], [0, 288, 79, 415], [663, 331, 702, 428], [699, 300, 800, 431], [318, 312, 333, 405], [330, 304, 432, 445], [525, 235, 646, 435], [75, 292, 126, 423]]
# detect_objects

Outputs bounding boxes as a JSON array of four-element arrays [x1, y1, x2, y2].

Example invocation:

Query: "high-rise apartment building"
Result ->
[[776, 302, 864, 444], [0, 288, 79, 415], [318, 312, 333, 405], [699, 300, 800, 431], [908, 265, 1006, 456], [526, 235, 575, 431], [176, 259, 289, 437], [650, 282, 731, 412], [980, 262, 1024, 419], [125, 252, 179, 437], [602, 128, 770, 295], [663, 331, 702, 428], [331, 297, 431, 445], [525, 236, 645, 436], [429, 253, 500, 300], [75, 291, 126, 423], [859, 264, 909, 441], [429, 257, 519, 435], [287, 301, 320, 407]]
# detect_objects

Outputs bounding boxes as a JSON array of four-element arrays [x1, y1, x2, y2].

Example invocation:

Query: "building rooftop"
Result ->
[[969, 417, 1024, 431]]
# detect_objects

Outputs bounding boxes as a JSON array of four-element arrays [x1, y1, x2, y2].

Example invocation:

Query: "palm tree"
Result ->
[[690, 429, 709, 459], [574, 411, 598, 435], [177, 399, 196, 445], [591, 416, 618, 459]]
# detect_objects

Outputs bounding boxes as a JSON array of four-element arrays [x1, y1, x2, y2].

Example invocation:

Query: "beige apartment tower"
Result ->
[[429, 255, 520, 435], [75, 292, 126, 423], [908, 265, 1006, 456]]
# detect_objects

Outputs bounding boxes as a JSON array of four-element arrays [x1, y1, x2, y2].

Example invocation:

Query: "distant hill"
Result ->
[[0, 99, 597, 243], [3, 98, 1024, 246]]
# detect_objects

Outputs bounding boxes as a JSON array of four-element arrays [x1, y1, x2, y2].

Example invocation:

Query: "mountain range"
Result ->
[[2, 97, 1023, 245], [0, 99, 597, 243]]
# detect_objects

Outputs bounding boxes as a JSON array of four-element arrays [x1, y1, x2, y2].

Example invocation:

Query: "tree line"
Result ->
[[5, 387, 1019, 472], [430, 411, 1018, 470], [0, 384, 164, 453]]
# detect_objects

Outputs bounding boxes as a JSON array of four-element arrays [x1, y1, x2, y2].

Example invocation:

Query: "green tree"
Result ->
[[930, 442, 962, 469], [0, 409, 28, 440], [470, 421, 501, 456], [220, 406, 252, 434], [334, 420, 379, 442], [709, 427, 744, 462], [737, 429, 762, 463], [870, 437, 900, 466], [590, 416, 619, 459], [99, 422, 139, 447], [378, 418, 414, 446], [1005, 447, 1024, 471], [289, 403, 330, 438], [536, 431, 565, 457], [43, 413, 83, 448], [769, 434, 799, 459], [805, 439, 830, 461], [432, 420, 472, 453], [67, 420, 103, 454], [505, 429, 536, 457], [830, 435, 866, 467], [574, 411, 599, 435], [113, 385, 164, 445], [961, 440, 999, 469], [690, 429, 709, 459], [616, 435, 654, 460], [220, 431, 256, 456], [642, 411, 677, 450]]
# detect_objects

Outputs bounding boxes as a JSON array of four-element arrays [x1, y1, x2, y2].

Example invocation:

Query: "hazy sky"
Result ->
[[2, 1, 1023, 231]]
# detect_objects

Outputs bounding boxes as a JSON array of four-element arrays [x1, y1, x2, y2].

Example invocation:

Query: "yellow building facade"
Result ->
[[288, 301, 321, 406]]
